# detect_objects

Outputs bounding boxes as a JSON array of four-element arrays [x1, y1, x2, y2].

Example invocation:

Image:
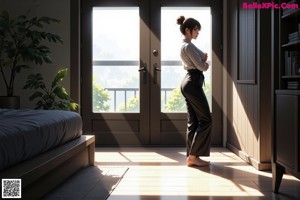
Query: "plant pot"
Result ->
[[0, 96, 20, 109]]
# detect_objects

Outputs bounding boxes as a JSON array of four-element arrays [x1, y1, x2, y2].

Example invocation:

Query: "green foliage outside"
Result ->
[[164, 81, 211, 112], [93, 81, 110, 112], [165, 87, 186, 112], [92, 81, 211, 113], [118, 96, 139, 112]]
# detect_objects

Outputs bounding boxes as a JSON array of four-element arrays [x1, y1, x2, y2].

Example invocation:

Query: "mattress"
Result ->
[[0, 109, 82, 171]]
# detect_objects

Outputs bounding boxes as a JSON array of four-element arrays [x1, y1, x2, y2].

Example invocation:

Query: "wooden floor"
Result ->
[[47, 147, 300, 200]]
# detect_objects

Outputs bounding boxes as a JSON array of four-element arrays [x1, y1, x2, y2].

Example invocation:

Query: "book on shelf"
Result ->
[[287, 81, 300, 89], [282, 0, 299, 16], [288, 31, 300, 44], [289, 32, 299, 37], [284, 51, 300, 76], [288, 32, 300, 43]]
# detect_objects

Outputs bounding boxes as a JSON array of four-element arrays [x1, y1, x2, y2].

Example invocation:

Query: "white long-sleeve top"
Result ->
[[180, 39, 209, 71]]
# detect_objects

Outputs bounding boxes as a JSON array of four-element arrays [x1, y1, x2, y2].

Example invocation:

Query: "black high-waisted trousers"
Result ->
[[180, 69, 212, 157]]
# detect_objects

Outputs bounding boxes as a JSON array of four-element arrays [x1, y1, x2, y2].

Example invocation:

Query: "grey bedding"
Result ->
[[0, 109, 82, 171]]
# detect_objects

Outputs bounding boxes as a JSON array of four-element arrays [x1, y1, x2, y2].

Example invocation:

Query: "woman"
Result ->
[[177, 16, 212, 167]]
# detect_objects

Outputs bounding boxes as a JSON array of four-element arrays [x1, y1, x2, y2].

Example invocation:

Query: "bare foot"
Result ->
[[187, 156, 210, 167]]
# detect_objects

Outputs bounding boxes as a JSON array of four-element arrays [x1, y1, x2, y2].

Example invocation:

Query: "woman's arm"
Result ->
[[185, 44, 209, 71]]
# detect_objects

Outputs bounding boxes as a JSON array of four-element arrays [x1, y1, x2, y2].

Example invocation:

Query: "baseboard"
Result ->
[[227, 143, 271, 171]]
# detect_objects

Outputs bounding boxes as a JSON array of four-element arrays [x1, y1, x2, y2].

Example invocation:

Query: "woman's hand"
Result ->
[[203, 53, 208, 62], [203, 62, 209, 71]]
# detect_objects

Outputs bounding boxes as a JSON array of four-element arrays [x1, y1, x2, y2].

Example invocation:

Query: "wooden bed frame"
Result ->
[[0, 135, 95, 200]]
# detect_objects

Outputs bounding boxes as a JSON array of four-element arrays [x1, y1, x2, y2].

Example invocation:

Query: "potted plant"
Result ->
[[0, 10, 63, 108], [23, 68, 78, 111]]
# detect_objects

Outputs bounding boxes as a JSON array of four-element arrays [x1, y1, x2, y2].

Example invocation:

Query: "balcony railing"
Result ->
[[104, 88, 175, 112], [92, 60, 189, 112]]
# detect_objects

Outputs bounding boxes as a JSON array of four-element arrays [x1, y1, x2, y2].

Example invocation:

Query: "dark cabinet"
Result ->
[[276, 93, 298, 169], [273, 91, 300, 192]]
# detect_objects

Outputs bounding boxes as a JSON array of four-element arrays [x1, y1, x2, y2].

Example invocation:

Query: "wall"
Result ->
[[0, 0, 71, 109], [225, 0, 272, 170]]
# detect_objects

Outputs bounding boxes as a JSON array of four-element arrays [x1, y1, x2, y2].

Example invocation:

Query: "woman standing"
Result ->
[[177, 16, 212, 167]]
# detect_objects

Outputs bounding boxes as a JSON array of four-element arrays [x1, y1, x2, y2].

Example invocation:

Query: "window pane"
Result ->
[[161, 7, 212, 112], [92, 7, 140, 112]]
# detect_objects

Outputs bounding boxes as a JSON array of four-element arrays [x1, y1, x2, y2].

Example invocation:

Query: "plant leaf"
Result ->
[[52, 68, 67, 88], [69, 102, 79, 110], [23, 73, 43, 89], [29, 91, 43, 101], [53, 86, 69, 100]]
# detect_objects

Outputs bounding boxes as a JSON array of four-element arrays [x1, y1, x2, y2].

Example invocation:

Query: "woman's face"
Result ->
[[184, 25, 200, 40], [191, 26, 200, 39]]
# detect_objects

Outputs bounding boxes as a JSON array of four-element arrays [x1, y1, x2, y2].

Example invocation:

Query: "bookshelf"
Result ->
[[272, 0, 300, 193], [280, 5, 300, 89]]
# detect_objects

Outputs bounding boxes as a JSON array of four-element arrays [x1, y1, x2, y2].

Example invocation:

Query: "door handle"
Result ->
[[139, 63, 147, 84], [153, 63, 161, 84], [152, 49, 159, 57]]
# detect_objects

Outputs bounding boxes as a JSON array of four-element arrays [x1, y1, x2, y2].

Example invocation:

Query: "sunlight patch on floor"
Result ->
[[95, 152, 130, 163], [111, 166, 264, 197], [96, 151, 178, 163]]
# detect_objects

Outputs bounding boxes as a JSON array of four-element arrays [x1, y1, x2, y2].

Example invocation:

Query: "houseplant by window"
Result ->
[[0, 10, 62, 108], [23, 68, 78, 111]]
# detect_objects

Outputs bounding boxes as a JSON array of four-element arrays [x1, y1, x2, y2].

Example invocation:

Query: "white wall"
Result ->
[[0, 0, 71, 108]]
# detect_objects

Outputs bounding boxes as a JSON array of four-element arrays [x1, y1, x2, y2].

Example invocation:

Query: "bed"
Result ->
[[0, 109, 95, 199]]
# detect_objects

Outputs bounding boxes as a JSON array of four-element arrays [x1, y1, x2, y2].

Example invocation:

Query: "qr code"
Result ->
[[2, 179, 21, 199]]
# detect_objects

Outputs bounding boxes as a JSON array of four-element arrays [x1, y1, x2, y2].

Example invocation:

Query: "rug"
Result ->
[[43, 166, 128, 200]]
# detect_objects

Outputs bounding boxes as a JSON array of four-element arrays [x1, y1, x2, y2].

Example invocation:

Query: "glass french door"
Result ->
[[81, 0, 222, 146]]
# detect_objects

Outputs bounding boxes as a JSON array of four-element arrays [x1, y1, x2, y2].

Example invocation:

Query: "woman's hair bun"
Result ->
[[177, 16, 185, 25]]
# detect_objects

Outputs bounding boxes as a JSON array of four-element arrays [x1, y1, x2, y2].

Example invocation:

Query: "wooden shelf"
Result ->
[[282, 75, 300, 79], [282, 40, 300, 48], [282, 8, 300, 19], [276, 89, 300, 95]]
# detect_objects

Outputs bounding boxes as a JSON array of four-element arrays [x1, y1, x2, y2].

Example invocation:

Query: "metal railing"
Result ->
[[93, 60, 183, 112], [106, 87, 175, 112]]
